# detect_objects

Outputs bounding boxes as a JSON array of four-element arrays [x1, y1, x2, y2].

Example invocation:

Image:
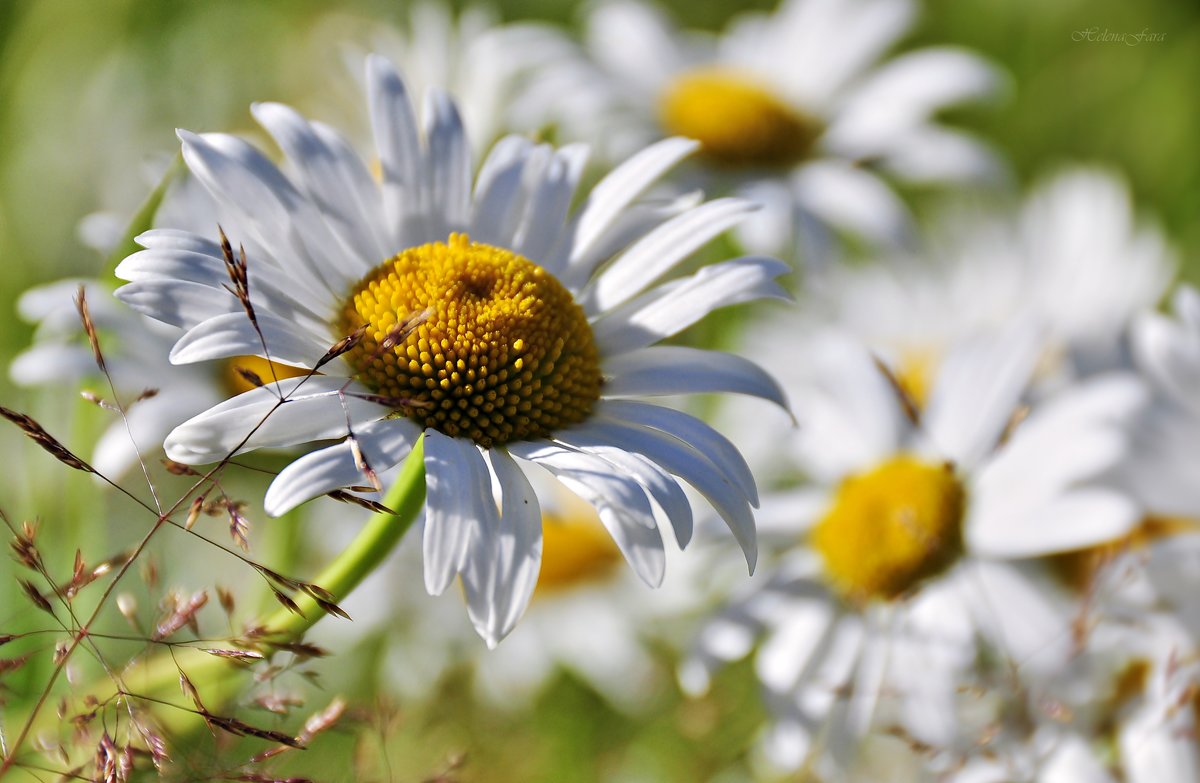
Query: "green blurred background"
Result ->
[[0, 0, 1196, 780]]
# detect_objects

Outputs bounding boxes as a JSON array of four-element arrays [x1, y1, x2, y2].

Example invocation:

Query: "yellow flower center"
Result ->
[[223, 355, 310, 396], [535, 511, 624, 595], [336, 234, 602, 448], [811, 455, 966, 603], [658, 68, 822, 169]]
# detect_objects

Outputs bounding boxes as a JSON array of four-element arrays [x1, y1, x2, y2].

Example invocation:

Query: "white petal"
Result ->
[[469, 135, 536, 247], [251, 101, 388, 266], [961, 561, 1072, 676], [598, 399, 758, 506], [827, 47, 1003, 157], [969, 488, 1140, 558], [164, 376, 387, 463], [117, 240, 331, 321], [792, 160, 913, 247], [513, 144, 589, 269], [461, 448, 543, 647], [168, 311, 331, 368], [178, 129, 353, 296], [566, 137, 698, 273], [603, 345, 788, 410], [92, 389, 217, 478], [563, 417, 757, 572], [263, 418, 421, 516], [552, 428, 694, 547], [366, 54, 425, 248], [115, 279, 241, 330], [924, 321, 1042, 470], [423, 431, 491, 595], [583, 198, 757, 313], [423, 89, 472, 236], [593, 256, 791, 356], [878, 127, 1007, 184], [508, 440, 665, 587]]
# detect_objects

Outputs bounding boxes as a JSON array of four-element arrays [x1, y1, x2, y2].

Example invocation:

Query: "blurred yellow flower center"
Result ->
[[812, 455, 966, 603], [659, 69, 822, 169], [223, 355, 310, 396], [337, 233, 602, 448], [536, 512, 623, 595]]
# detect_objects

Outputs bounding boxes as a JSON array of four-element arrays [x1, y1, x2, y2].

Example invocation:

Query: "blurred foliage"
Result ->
[[0, 0, 1197, 780]]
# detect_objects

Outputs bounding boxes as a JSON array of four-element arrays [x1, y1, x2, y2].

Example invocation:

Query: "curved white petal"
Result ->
[[168, 310, 331, 368], [969, 488, 1140, 558], [552, 428, 694, 547], [424, 89, 472, 237], [115, 279, 241, 330], [508, 439, 666, 587], [827, 47, 1003, 157], [563, 417, 757, 572], [470, 135, 537, 247], [422, 430, 490, 595], [603, 345, 788, 410], [251, 101, 388, 267], [263, 418, 421, 516], [565, 136, 698, 275], [177, 129, 354, 297], [366, 54, 426, 248], [924, 320, 1042, 470], [164, 376, 387, 463], [591, 255, 791, 356], [598, 399, 758, 506], [461, 448, 543, 647], [514, 144, 589, 269], [792, 160, 913, 248], [583, 198, 757, 313]]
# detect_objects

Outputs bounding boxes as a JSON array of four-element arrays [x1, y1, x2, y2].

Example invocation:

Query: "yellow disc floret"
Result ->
[[337, 234, 602, 448], [811, 455, 966, 603], [659, 68, 822, 169], [536, 511, 623, 595]]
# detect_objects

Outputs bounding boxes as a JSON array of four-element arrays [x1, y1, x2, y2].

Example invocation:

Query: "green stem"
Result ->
[[268, 435, 426, 635], [13, 438, 425, 755]]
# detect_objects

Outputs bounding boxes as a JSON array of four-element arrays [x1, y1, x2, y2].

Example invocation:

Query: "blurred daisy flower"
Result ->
[[521, 0, 1004, 264], [1127, 285, 1200, 519], [313, 2, 574, 157], [803, 166, 1175, 401], [681, 324, 1146, 775], [114, 55, 790, 646]]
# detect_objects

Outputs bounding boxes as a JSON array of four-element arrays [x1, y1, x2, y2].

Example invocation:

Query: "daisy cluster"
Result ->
[[7, 0, 1198, 780]]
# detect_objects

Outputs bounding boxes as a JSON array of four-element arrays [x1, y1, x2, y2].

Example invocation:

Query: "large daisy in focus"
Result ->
[[681, 325, 1145, 776], [520, 0, 1003, 264], [114, 56, 789, 646]]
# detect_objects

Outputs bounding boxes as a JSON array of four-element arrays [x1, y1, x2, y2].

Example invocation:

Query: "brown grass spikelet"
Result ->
[[0, 405, 97, 473]]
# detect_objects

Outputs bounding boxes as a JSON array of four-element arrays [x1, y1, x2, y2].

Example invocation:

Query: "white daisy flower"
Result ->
[[803, 166, 1175, 404], [519, 0, 1004, 263], [681, 325, 1145, 775], [113, 56, 790, 646]]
